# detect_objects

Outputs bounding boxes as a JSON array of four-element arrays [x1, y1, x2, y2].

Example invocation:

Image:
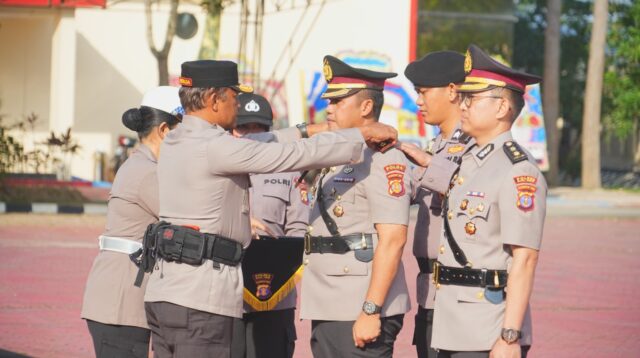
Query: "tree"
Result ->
[[603, 1, 640, 140], [581, 0, 609, 189], [542, 0, 561, 186], [145, 0, 179, 85]]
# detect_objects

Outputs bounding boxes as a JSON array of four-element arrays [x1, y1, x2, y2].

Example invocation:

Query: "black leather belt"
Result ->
[[304, 233, 373, 254], [433, 262, 508, 288], [416, 257, 437, 274]]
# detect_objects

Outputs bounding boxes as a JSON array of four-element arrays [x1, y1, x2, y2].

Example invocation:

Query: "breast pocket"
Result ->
[[260, 186, 289, 226], [455, 198, 491, 244]]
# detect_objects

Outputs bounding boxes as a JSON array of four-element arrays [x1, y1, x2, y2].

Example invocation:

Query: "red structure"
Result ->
[[0, 0, 105, 8]]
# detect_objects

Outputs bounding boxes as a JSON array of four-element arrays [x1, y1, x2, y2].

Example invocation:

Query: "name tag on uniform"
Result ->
[[333, 177, 355, 183]]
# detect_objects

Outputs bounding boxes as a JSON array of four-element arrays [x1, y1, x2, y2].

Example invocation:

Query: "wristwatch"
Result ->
[[362, 301, 382, 315], [296, 123, 309, 138], [501, 328, 522, 344]]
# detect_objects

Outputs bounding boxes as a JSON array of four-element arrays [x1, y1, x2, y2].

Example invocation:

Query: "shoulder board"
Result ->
[[503, 141, 528, 164]]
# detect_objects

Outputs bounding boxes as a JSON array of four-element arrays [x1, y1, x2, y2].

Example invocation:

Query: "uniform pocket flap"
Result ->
[[320, 254, 369, 276], [456, 289, 491, 304]]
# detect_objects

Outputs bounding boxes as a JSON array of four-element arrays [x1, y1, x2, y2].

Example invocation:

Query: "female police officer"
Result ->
[[81, 86, 183, 358]]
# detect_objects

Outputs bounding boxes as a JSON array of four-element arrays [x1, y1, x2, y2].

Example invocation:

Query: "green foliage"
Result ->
[[603, 1, 640, 139], [417, 0, 516, 59]]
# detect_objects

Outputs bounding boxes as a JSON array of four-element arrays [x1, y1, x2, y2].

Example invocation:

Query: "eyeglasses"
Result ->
[[459, 93, 503, 107]]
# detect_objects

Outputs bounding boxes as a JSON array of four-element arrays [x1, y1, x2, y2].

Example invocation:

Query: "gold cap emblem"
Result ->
[[464, 49, 472, 74], [323, 59, 333, 82]]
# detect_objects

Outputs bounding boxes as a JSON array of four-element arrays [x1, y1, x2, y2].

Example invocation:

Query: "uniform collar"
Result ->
[[181, 114, 222, 131], [137, 143, 157, 163], [469, 130, 513, 167]]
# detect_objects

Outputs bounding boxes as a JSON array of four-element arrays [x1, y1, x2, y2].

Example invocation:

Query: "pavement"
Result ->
[[0, 190, 639, 357]]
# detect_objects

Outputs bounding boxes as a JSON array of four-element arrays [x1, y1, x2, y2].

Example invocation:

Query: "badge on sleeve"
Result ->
[[514, 175, 537, 212], [384, 164, 406, 197]]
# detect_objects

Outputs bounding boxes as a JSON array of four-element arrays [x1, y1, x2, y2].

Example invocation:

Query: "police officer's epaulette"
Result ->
[[503, 141, 528, 164], [458, 133, 472, 144]]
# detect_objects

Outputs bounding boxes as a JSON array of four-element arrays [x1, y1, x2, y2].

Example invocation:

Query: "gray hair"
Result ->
[[179, 87, 228, 112]]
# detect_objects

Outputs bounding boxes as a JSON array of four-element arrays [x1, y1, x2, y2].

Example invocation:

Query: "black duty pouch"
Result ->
[[157, 225, 207, 265]]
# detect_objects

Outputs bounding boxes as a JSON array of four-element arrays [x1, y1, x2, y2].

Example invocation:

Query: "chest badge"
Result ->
[[333, 205, 344, 217], [460, 199, 469, 211], [465, 222, 477, 235]]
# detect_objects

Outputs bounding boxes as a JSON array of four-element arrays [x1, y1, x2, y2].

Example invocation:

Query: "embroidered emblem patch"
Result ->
[[178, 77, 193, 87], [323, 59, 333, 82], [253, 273, 274, 299], [448, 145, 465, 154], [514, 175, 537, 212], [245, 100, 260, 112], [464, 49, 472, 74], [384, 164, 406, 197]]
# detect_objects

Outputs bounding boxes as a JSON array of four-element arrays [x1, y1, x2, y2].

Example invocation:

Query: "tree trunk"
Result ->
[[581, 0, 608, 189], [145, 0, 179, 86], [157, 55, 169, 85], [543, 0, 561, 187]]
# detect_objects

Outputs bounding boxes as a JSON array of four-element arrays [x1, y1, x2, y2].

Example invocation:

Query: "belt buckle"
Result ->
[[304, 233, 311, 255], [361, 233, 367, 250], [432, 261, 441, 287]]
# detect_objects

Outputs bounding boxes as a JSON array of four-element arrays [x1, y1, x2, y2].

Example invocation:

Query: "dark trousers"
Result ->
[[86, 320, 150, 358], [231, 308, 296, 358], [413, 307, 437, 358], [436, 345, 530, 358], [310, 314, 404, 358], [145, 301, 233, 358]]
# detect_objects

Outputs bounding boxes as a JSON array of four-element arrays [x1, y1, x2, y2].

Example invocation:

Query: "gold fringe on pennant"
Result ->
[[243, 265, 305, 311]]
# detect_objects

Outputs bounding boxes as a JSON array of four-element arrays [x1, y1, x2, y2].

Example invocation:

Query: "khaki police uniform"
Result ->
[[411, 127, 473, 357], [81, 144, 157, 357], [431, 45, 546, 357], [431, 131, 546, 352], [143, 114, 368, 357], [301, 148, 412, 357]]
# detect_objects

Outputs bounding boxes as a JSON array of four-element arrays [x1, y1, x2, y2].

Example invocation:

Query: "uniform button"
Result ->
[[343, 266, 350, 273], [304, 258, 309, 265], [307, 225, 313, 232], [476, 291, 484, 299], [336, 195, 342, 201], [439, 245, 445, 254], [330, 167, 336, 172], [457, 177, 464, 185]]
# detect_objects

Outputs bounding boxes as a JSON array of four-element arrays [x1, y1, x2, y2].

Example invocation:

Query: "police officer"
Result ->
[[142, 60, 399, 357], [400, 51, 473, 358], [81, 86, 183, 357], [300, 55, 412, 358], [230, 93, 309, 358], [430, 45, 546, 358]]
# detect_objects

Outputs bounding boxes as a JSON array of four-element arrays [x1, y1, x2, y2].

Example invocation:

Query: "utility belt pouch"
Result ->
[[208, 236, 244, 266], [131, 220, 172, 287], [157, 225, 206, 265]]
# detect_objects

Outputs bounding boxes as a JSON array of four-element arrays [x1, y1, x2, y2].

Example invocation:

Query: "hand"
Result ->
[[250, 217, 275, 240], [397, 141, 431, 167], [352, 312, 381, 348], [490, 338, 521, 358], [359, 122, 398, 153]]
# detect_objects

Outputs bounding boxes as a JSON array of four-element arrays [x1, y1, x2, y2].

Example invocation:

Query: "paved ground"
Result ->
[[0, 206, 639, 357]]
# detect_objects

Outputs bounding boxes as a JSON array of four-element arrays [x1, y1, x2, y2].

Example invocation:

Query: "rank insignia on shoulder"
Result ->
[[343, 166, 354, 174], [384, 164, 406, 197], [503, 141, 528, 164], [458, 133, 472, 144], [477, 143, 494, 160]]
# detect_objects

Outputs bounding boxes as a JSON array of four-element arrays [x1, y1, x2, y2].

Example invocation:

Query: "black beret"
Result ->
[[459, 44, 541, 93], [321, 55, 397, 99], [404, 51, 466, 87], [179, 60, 253, 93], [236, 94, 273, 127]]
